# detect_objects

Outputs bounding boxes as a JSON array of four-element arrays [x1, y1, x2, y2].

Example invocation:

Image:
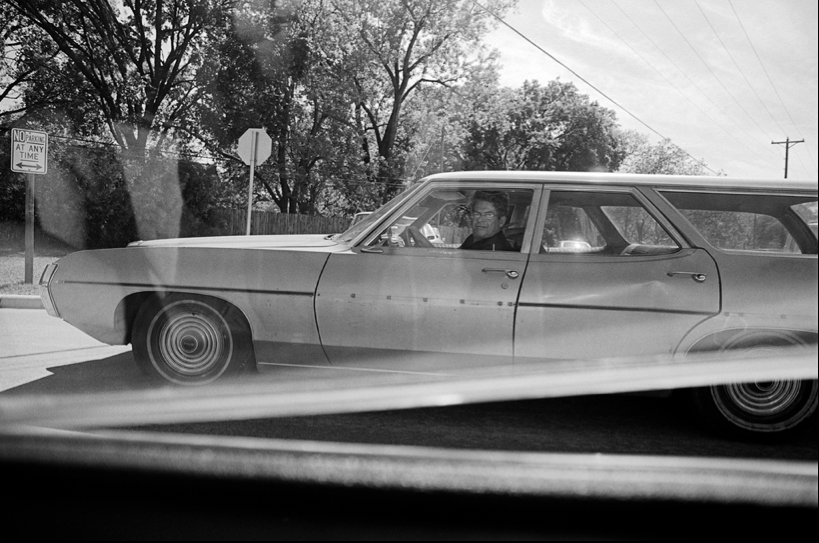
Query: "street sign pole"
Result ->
[[237, 128, 272, 236], [245, 130, 258, 235], [10, 128, 49, 284], [25, 174, 35, 283]]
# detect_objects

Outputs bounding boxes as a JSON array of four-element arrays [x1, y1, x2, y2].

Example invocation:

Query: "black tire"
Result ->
[[688, 332, 817, 440], [132, 294, 254, 385]]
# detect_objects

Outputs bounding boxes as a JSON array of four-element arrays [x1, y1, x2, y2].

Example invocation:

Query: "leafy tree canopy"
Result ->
[[6, 0, 234, 152], [617, 131, 711, 176], [460, 80, 625, 172]]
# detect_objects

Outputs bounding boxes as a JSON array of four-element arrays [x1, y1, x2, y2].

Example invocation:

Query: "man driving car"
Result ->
[[460, 191, 514, 251]]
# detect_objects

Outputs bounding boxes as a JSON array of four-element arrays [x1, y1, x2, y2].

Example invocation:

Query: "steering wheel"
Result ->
[[405, 225, 434, 248], [620, 243, 639, 255]]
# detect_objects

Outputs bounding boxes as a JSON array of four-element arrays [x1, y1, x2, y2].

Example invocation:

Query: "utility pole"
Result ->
[[771, 137, 804, 179], [440, 125, 446, 173]]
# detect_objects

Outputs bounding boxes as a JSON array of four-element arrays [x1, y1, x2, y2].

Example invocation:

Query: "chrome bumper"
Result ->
[[39, 263, 60, 318]]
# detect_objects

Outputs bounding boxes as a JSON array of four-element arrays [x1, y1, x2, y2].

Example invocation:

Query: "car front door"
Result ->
[[315, 182, 539, 374]]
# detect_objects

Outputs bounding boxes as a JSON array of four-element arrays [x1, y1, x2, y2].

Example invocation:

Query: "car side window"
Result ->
[[541, 191, 680, 256], [661, 191, 818, 255], [367, 187, 534, 252]]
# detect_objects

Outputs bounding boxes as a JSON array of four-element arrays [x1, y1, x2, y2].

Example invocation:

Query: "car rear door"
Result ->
[[515, 185, 721, 361]]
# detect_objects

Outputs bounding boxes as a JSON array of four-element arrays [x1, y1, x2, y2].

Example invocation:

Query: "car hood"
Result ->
[[128, 234, 342, 251]]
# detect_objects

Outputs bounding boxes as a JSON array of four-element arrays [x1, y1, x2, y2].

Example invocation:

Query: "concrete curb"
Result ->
[[0, 295, 44, 310]]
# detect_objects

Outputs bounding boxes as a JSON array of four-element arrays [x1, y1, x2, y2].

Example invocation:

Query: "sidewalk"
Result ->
[[0, 295, 44, 310]]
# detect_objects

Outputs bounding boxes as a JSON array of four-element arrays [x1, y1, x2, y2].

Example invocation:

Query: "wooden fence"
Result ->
[[213, 209, 350, 236]]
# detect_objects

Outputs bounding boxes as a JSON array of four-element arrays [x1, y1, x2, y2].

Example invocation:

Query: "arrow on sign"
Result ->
[[15, 162, 43, 171]]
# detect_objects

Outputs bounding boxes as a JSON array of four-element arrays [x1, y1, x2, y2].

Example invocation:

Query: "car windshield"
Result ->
[[333, 184, 421, 244], [1, 1, 816, 538]]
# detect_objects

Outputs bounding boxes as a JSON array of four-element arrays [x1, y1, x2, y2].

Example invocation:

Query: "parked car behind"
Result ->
[[40, 171, 818, 439]]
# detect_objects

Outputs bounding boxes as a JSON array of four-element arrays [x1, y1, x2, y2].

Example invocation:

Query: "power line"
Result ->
[[693, 0, 789, 138], [652, 0, 779, 157], [727, 0, 806, 139], [728, 0, 816, 176], [580, 0, 759, 167], [470, 1, 676, 144], [479, 0, 817, 179], [607, 0, 777, 162], [473, 0, 725, 174]]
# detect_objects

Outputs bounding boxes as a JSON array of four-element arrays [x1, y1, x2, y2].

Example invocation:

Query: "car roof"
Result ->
[[421, 171, 818, 193]]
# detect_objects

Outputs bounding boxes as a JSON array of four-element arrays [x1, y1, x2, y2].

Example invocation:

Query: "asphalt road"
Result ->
[[2, 307, 816, 460]]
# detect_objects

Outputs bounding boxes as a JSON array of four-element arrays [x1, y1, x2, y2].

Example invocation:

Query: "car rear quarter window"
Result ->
[[792, 202, 819, 238], [660, 191, 818, 255]]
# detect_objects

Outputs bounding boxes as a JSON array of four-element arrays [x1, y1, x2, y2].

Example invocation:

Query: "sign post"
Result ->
[[11, 128, 49, 283], [237, 128, 272, 235]]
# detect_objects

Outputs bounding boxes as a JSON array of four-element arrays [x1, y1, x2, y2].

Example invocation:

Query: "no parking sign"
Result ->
[[11, 128, 48, 174]]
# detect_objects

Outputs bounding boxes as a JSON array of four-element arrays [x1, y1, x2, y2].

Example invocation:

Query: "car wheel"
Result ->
[[689, 333, 817, 440], [132, 294, 254, 385]]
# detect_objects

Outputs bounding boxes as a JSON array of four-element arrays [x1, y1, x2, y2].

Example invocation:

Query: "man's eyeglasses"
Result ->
[[471, 211, 497, 220]]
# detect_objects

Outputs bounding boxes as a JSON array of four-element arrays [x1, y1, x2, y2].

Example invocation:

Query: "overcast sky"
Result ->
[[485, 0, 818, 181]]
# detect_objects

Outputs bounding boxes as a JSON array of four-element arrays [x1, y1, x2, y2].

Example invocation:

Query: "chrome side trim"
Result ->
[[58, 281, 314, 297], [517, 302, 714, 316]]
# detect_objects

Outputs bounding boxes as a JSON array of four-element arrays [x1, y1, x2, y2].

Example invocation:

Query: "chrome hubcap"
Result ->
[[149, 300, 233, 382], [723, 380, 800, 416]]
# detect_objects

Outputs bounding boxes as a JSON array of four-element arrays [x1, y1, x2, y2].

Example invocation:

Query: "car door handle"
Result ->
[[667, 271, 707, 283], [482, 268, 519, 279]]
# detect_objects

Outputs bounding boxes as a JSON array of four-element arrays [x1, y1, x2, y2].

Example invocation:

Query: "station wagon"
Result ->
[[40, 171, 818, 438]]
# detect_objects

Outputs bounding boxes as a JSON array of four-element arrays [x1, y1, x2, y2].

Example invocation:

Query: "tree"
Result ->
[[2, 4, 113, 136], [314, 0, 515, 191], [1, 4, 54, 121], [459, 80, 625, 172], [617, 132, 710, 176], [189, 0, 365, 215], [6, 0, 233, 153], [5, 0, 241, 241], [190, 0, 513, 214], [189, 0, 302, 213]]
